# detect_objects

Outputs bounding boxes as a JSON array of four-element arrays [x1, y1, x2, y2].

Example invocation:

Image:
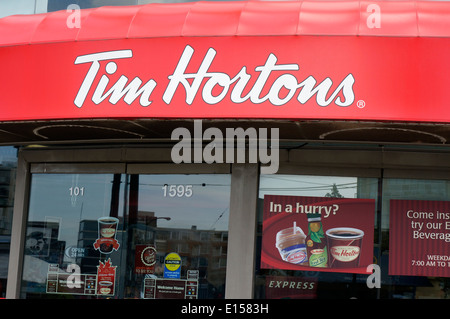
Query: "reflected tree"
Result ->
[[325, 183, 344, 198]]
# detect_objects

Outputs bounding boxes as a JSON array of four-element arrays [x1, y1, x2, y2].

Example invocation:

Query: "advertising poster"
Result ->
[[389, 199, 450, 277], [135, 245, 156, 274], [143, 278, 198, 299], [164, 252, 182, 279], [97, 259, 117, 296], [261, 195, 375, 274]]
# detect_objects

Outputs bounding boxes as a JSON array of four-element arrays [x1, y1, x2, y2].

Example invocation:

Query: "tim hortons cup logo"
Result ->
[[326, 227, 364, 268], [73, 45, 355, 109], [93, 217, 120, 254], [330, 246, 360, 262]]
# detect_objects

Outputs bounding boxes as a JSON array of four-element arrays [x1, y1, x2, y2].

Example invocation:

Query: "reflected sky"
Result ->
[[138, 174, 231, 231], [259, 175, 361, 198], [26, 173, 231, 251], [27, 174, 121, 248]]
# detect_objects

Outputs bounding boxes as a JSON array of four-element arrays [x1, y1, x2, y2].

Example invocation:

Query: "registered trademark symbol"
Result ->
[[357, 100, 366, 108]]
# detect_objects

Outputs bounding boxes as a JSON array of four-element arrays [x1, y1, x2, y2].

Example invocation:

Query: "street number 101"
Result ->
[[69, 186, 85, 196]]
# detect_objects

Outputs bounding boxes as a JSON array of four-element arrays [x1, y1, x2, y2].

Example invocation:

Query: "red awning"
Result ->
[[1, 0, 450, 47], [1, 1, 450, 145]]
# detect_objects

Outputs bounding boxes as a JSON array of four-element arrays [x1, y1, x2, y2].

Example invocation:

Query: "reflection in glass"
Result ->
[[125, 174, 230, 299], [20, 173, 231, 299], [256, 174, 379, 299], [0, 146, 17, 298], [20, 174, 125, 299]]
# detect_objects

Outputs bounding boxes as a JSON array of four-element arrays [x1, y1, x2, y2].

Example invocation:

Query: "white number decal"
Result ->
[[69, 186, 85, 196], [162, 185, 193, 197]]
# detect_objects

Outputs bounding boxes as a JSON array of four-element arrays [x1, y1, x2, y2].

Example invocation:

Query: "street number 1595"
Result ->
[[162, 184, 193, 198]]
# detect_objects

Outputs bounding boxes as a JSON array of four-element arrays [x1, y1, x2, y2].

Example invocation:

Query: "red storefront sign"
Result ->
[[389, 200, 450, 277], [1, 1, 450, 123]]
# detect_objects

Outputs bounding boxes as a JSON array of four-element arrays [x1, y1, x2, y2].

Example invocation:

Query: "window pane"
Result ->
[[126, 174, 230, 299], [381, 178, 450, 299], [0, 146, 17, 298], [20, 174, 125, 298], [20, 172, 231, 299], [0, 0, 36, 18], [256, 174, 379, 299]]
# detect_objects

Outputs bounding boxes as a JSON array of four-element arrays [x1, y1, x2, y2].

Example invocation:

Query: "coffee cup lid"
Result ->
[[326, 227, 364, 239]]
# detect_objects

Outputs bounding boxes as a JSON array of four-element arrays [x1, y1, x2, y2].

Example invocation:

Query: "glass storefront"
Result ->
[[0, 147, 17, 298], [0, 146, 448, 299], [19, 172, 231, 299], [381, 178, 450, 299], [255, 175, 379, 299], [255, 174, 450, 299], [0, 0, 449, 302]]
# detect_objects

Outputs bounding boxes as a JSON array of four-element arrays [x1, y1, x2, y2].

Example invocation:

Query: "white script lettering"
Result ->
[[163, 45, 355, 107], [74, 46, 356, 109], [74, 50, 156, 108]]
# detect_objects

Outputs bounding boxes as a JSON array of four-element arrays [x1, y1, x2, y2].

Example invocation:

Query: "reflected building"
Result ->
[[76, 216, 227, 294]]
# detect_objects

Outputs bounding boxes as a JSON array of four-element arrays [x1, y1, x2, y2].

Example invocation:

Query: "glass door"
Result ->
[[19, 171, 231, 299], [124, 174, 231, 299], [20, 173, 126, 298]]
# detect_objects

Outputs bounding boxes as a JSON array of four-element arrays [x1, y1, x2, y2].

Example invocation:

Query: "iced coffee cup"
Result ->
[[326, 227, 364, 268], [275, 224, 308, 265]]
